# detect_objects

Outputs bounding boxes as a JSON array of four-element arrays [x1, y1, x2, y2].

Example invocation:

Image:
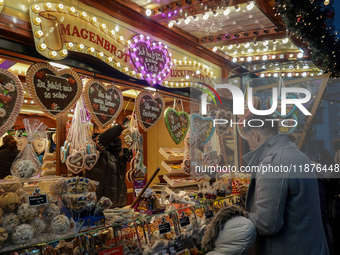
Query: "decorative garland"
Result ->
[[275, 0, 340, 76]]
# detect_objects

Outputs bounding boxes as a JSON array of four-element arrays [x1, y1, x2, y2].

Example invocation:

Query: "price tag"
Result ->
[[99, 245, 123, 255], [28, 188, 48, 206], [205, 210, 214, 219], [179, 216, 190, 227], [158, 222, 171, 234]]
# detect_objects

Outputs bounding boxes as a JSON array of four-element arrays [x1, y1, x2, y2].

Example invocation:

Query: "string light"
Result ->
[[235, 5, 241, 12], [224, 8, 230, 16], [246, 2, 255, 11]]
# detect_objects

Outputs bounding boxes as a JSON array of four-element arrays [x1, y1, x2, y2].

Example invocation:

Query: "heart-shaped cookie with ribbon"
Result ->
[[215, 109, 232, 136], [164, 108, 190, 144], [192, 114, 215, 146], [66, 152, 84, 174], [33, 137, 46, 155], [83, 79, 123, 128], [14, 136, 28, 151], [0, 68, 24, 138], [122, 129, 135, 148], [83, 153, 98, 170], [136, 91, 164, 131], [26, 63, 82, 119], [129, 34, 171, 85]]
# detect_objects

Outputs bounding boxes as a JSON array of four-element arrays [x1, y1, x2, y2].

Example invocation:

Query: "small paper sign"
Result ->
[[179, 216, 190, 227], [205, 210, 214, 219], [29, 188, 48, 206], [159, 222, 171, 234], [99, 245, 124, 255]]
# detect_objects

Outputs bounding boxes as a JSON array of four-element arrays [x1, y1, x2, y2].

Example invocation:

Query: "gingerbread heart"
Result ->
[[164, 108, 190, 145], [14, 136, 28, 150], [122, 129, 135, 148], [136, 91, 165, 131], [26, 63, 82, 119], [129, 34, 171, 85], [192, 115, 215, 146], [66, 152, 84, 170], [0, 94, 12, 104], [33, 137, 46, 154], [83, 153, 98, 170], [215, 109, 232, 136], [0, 69, 24, 138], [83, 79, 123, 128]]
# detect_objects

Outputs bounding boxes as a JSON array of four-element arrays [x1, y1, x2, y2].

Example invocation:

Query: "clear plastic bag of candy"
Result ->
[[11, 119, 47, 179]]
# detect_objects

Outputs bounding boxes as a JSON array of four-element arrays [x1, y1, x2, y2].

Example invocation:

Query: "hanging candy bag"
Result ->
[[10, 118, 47, 179]]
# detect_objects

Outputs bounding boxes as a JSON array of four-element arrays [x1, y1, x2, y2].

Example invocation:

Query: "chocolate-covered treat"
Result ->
[[0, 193, 20, 212], [31, 217, 46, 233], [41, 204, 60, 222], [51, 215, 70, 234], [17, 203, 38, 223], [11, 224, 35, 244], [2, 213, 20, 233], [2, 175, 23, 192], [0, 227, 8, 248]]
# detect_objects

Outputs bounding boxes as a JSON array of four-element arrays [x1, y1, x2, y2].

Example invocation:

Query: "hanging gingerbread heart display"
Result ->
[[164, 108, 190, 145], [192, 114, 215, 146], [0, 68, 24, 138], [26, 63, 82, 119], [83, 79, 123, 128], [33, 137, 47, 155], [14, 136, 28, 151], [135, 91, 164, 131], [215, 109, 232, 136]]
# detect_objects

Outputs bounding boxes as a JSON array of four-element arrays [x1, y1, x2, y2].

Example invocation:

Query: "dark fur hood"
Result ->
[[202, 206, 246, 253]]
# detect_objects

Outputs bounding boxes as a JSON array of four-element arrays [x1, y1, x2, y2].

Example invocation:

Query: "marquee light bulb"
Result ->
[[66, 42, 73, 49], [203, 13, 209, 20], [100, 24, 106, 30], [33, 17, 41, 25], [56, 4, 64, 12], [232, 57, 238, 62], [247, 56, 252, 61], [288, 73, 292, 77], [263, 40, 269, 46], [49, 51, 57, 58], [145, 9, 152, 16], [262, 55, 268, 60], [80, 12, 87, 19], [97, 52, 104, 58], [224, 8, 230, 16], [212, 47, 217, 52], [106, 57, 113, 62], [282, 38, 289, 44], [60, 49, 68, 56], [35, 30, 43, 38], [297, 53, 303, 58], [244, 43, 250, 48], [247, 2, 255, 11], [90, 17, 97, 23], [44, 3, 52, 10], [68, 7, 76, 15], [77, 44, 85, 50], [87, 47, 95, 53], [185, 17, 190, 24], [109, 30, 115, 36], [168, 21, 174, 28], [32, 5, 40, 13], [235, 5, 241, 12], [38, 43, 46, 51]]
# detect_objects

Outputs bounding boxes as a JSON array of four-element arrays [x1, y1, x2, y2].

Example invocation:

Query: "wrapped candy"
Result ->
[[11, 119, 47, 179], [49, 179, 68, 197], [94, 197, 112, 215], [67, 177, 78, 194], [77, 178, 89, 194], [88, 180, 99, 192], [85, 192, 97, 216]]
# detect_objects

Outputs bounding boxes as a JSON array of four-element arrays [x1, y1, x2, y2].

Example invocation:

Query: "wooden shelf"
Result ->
[[159, 148, 184, 161], [161, 160, 183, 174]]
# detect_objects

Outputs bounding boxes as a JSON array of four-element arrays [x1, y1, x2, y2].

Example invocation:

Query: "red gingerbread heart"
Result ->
[[92, 103, 99, 110], [68, 78, 76, 85], [0, 93, 12, 104], [35, 71, 45, 79], [109, 108, 115, 115]]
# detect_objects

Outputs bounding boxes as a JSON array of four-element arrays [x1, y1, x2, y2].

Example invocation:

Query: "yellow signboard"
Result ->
[[4, 0, 221, 87]]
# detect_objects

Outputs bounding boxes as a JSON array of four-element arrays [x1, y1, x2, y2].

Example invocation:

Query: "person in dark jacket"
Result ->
[[0, 135, 20, 179], [85, 117, 131, 208]]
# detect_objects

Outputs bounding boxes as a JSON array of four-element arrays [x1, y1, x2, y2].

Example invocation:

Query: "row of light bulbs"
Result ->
[[172, 59, 214, 76], [259, 72, 315, 78], [230, 52, 304, 62], [166, 2, 255, 28], [31, 4, 147, 80], [162, 81, 216, 88]]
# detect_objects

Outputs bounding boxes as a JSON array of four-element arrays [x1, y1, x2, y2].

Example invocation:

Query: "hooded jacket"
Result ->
[[202, 206, 257, 255], [243, 134, 329, 255], [85, 123, 128, 208]]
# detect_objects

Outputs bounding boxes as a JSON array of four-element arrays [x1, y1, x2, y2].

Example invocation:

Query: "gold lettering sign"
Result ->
[[29, 3, 139, 79]]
